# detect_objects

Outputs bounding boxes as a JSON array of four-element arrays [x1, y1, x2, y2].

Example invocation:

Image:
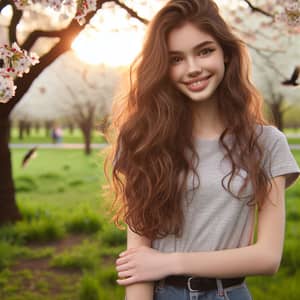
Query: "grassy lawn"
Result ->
[[10, 127, 106, 144], [0, 147, 299, 299], [9, 126, 300, 145], [0, 148, 125, 300]]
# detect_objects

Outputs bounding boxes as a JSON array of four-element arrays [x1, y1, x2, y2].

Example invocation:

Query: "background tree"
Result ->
[[56, 57, 120, 155], [0, 0, 298, 224], [263, 79, 292, 130], [0, 0, 148, 224]]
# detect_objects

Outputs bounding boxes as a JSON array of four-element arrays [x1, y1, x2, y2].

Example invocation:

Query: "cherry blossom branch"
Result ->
[[114, 0, 148, 24], [240, 0, 274, 18], [22, 0, 147, 51]]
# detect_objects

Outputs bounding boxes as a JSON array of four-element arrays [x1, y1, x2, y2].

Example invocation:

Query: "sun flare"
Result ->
[[72, 30, 143, 67]]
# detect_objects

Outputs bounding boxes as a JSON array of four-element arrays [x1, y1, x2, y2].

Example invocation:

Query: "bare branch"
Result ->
[[240, 0, 274, 18], [114, 0, 148, 24], [247, 43, 287, 79], [9, 2, 23, 44], [22, 0, 108, 51], [5, 0, 147, 113], [21, 29, 63, 50]]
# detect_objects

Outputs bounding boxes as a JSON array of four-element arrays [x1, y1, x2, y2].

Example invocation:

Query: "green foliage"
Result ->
[[14, 219, 65, 243], [98, 285, 125, 300], [66, 212, 102, 234], [51, 240, 101, 271], [99, 245, 125, 258], [284, 105, 300, 128], [287, 210, 300, 221], [101, 226, 126, 247], [97, 266, 118, 287], [0, 242, 25, 270], [5, 147, 300, 300], [15, 176, 37, 193], [20, 204, 52, 222], [79, 273, 101, 300], [0, 224, 23, 244], [281, 239, 300, 274], [39, 172, 62, 180], [68, 179, 84, 186]]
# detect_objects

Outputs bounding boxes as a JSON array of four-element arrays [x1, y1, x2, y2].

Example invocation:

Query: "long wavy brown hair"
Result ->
[[105, 0, 271, 240]]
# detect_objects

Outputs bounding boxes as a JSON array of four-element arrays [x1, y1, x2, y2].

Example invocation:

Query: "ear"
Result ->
[[224, 56, 229, 64]]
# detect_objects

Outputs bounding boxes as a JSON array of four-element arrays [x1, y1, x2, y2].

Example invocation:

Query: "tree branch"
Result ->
[[240, 0, 274, 18], [22, 0, 109, 51], [114, 0, 148, 24], [21, 29, 64, 51], [21, 0, 149, 51], [3, 0, 148, 114], [247, 43, 287, 79], [9, 1, 23, 44]]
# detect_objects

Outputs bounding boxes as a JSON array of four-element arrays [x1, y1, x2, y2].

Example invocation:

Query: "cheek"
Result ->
[[169, 66, 181, 83]]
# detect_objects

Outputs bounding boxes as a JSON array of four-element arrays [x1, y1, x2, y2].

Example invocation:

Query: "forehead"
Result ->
[[167, 22, 218, 52]]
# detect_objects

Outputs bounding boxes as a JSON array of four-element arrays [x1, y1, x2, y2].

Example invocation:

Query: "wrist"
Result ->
[[168, 252, 183, 275]]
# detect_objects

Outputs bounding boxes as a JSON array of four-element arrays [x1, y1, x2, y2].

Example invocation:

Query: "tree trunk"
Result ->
[[68, 123, 74, 135], [25, 121, 31, 136], [18, 120, 26, 140], [81, 126, 92, 156], [35, 122, 40, 134], [270, 103, 284, 131], [0, 117, 21, 224], [45, 121, 53, 137]]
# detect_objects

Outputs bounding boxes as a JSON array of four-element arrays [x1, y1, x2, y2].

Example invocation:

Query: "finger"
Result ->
[[117, 276, 139, 286], [116, 256, 131, 265], [118, 269, 134, 278], [116, 254, 135, 267], [116, 263, 132, 272]]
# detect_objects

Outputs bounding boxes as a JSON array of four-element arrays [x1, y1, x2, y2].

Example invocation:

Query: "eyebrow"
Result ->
[[168, 40, 215, 54]]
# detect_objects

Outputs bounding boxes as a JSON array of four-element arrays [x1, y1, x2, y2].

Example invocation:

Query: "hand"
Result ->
[[115, 246, 170, 285]]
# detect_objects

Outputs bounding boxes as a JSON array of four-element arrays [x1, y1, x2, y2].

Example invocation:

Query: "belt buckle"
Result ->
[[187, 277, 200, 292]]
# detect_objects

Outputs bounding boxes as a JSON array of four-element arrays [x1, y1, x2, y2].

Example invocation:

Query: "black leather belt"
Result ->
[[158, 276, 245, 292]]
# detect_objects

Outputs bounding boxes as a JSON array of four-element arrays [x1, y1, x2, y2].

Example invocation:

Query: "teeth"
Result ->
[[190, 80, 203, 87]]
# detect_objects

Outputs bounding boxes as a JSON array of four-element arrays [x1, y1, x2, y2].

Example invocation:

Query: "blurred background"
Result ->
[[0, 1, 299, 299]]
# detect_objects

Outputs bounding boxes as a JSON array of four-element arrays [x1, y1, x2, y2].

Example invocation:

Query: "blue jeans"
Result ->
[[154, 279, 252, 300]]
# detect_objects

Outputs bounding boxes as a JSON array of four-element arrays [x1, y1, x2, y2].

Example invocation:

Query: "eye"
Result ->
[[198, 48, 215, 56], [169, 55, 183, 65]]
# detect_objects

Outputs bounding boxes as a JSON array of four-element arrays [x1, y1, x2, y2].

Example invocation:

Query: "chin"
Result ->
[[184, 91, 214, 103]]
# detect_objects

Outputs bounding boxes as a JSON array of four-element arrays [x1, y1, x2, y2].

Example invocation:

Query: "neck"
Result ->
[[191, 98, 225, 139]]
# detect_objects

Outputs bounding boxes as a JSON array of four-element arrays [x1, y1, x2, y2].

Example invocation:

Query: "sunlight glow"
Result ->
[[72, 29, 143, 67]]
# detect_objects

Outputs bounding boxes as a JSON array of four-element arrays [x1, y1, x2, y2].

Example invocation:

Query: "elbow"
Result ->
[[263, 254, 282, 275]]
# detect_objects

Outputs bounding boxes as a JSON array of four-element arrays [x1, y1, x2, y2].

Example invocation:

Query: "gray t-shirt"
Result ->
[[152, 125, 300, 252]]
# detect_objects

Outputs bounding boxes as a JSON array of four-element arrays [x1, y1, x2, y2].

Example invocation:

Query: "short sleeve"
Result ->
[[262, 127, 300, 189]]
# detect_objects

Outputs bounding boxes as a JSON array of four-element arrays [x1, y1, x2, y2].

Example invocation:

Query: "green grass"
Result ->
[[51, 240, 101, 271], [10, 127, 106, 144], [0, 146, 299, 299]]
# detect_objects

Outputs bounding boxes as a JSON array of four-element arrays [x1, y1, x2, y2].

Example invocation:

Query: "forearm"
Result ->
[[126, 282, 154, 300], [171, 243, 280, 278]]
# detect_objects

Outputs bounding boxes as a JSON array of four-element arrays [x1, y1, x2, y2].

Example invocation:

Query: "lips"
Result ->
[[183, 75, 212, 92]]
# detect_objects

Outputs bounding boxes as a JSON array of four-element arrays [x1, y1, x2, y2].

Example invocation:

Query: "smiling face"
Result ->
[[167, 22, 226, 103]]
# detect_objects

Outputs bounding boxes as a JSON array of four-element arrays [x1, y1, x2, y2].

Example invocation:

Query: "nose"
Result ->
[[186, 57, 202, 77]]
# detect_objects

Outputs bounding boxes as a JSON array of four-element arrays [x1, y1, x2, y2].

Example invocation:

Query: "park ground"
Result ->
[[0, 128, 299, 300]]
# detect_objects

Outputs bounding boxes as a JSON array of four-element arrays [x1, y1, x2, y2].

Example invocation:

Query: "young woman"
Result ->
[[108, 0, 300, 299]]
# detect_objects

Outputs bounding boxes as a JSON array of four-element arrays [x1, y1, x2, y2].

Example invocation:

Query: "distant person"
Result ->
[[51, 124, 63, 144], [108, 1, 300, 300]]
